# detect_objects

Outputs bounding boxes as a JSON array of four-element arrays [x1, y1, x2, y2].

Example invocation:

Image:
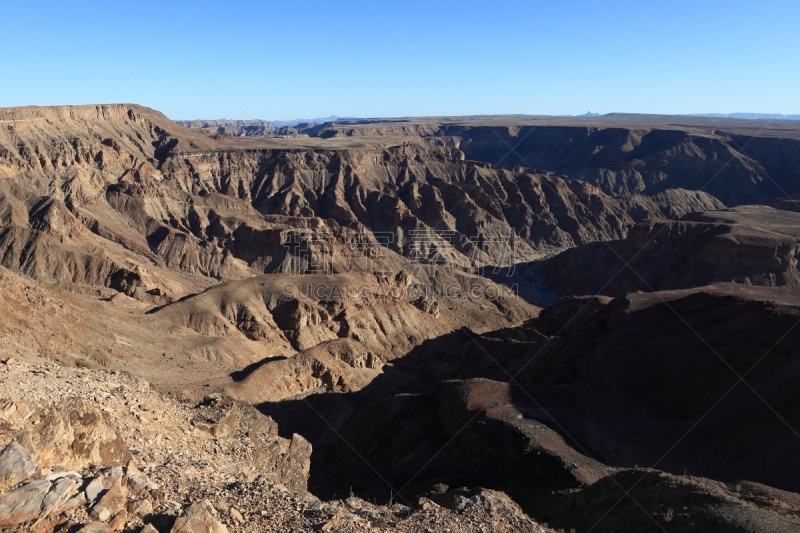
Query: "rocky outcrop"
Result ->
[[12, 398, 131, 471], [0, 364, 320, 532], [0, 456, 144, 529], [0, 453, 202, 531], [190, 396, 312, 493]]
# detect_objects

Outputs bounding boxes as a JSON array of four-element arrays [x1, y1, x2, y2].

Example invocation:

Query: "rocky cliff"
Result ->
[[538, 205, 800, 297], [0, 106, 726, 301], [294, 115, 800, 206]]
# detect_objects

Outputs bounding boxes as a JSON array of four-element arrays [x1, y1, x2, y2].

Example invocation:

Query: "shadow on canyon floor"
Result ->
[[254, 289, 800, 526]]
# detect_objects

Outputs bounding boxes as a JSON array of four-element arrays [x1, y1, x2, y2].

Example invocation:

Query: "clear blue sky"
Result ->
[[1, 1, 798, 120]]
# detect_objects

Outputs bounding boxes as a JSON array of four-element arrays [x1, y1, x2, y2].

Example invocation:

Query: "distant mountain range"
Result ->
[[187, 113, 800, 125], [178, 113, 800, 138], [176, 117, 363, 137], [690, 113, 800, 120], [268, 116, 351, 127], [578, 112, 800, 121], [177, 116, 353, 128]]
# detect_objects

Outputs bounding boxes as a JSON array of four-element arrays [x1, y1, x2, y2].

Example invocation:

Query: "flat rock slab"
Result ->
[[0, 441, 37, 489], [0, 479, 50, 527], [39, 476, 80, 522]]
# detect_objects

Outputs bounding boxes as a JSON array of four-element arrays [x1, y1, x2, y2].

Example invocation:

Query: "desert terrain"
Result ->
[[2, 104, 800, 531]]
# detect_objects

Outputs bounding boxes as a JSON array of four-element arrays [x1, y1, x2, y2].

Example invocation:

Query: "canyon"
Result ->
[[2, 104, 800, 531]]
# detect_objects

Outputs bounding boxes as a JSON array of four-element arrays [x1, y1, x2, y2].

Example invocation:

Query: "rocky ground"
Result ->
[[0, 357, 555, 532]]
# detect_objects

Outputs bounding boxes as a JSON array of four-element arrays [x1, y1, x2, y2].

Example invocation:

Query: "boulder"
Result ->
[[89, 483, 126, 522], [0, 441, 38, 490], [127, 497, 153, 517], [107, 509, 127, 531], [86, 467, 123, 504], [15, 398, 130, 470], [125, 473, 151, 497], [170, 499, 228, 533], [0, 399, 35, 426], [191, 398, 240, 439], [280, 434, 312, 494]]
